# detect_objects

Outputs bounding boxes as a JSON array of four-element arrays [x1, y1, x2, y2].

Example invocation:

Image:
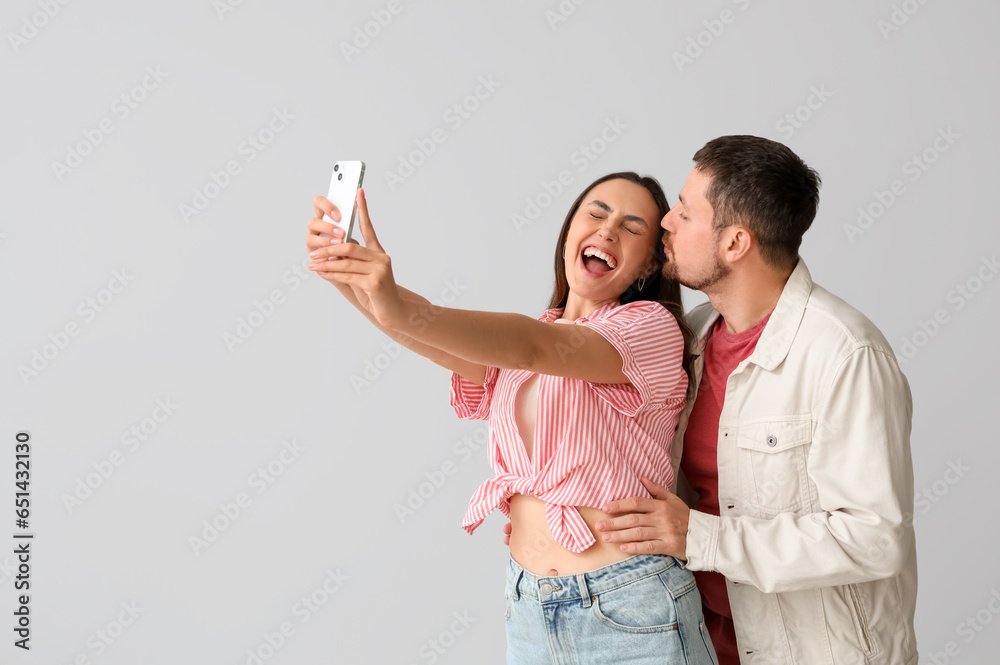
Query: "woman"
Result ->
[[306, 173, 718, 664]]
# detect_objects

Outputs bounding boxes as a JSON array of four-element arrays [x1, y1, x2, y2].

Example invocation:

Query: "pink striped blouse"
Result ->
[[451, 300, 688, 554]]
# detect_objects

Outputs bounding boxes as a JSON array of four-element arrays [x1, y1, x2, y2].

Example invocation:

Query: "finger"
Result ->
[[314, 268, 338, 282], [601, 496, 660, 515], [308, 238, 352, 261], [503, 522, 512, 536], [308, 240, 367, 260], [316, 270, 358, 286], [321, 240, 384, 262], [617, 539, 663, 555], [308, 256, 375, 276], [593, 511, 651, 534], [598, 525, 659, 544], [355, 188, 384, 252], [307, 216, 344, 247], [310, 243, 390, 276], [313, 195, 341, 224], [639, 476, 675, 501]]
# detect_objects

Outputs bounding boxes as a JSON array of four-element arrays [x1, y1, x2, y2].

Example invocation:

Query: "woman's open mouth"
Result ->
[[580, 246, 618, 276]]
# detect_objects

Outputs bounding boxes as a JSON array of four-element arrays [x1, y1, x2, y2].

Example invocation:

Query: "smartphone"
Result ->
[[324, 161, 366, 243]]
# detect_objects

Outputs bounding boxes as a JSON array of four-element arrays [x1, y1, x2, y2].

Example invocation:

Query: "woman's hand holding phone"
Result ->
[[307, 194, 363, 303], [307, 189, 408, 329]]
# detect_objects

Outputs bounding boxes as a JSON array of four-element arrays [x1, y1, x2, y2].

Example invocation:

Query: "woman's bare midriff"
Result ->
[[508, 493, 637, 576]]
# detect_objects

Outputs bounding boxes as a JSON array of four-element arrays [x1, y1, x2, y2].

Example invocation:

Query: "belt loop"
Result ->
[[577, 573, 592, 608], [511, 567, 523, 600]]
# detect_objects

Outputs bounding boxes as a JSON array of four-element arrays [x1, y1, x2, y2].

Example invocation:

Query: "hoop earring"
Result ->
[[637, 275, 646, 291]]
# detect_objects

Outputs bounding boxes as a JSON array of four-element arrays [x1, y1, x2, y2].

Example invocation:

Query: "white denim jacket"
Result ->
[[674, 259, 918, 665]]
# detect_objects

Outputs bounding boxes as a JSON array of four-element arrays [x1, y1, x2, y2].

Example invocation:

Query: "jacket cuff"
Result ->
[[683, 510, 720, 572]]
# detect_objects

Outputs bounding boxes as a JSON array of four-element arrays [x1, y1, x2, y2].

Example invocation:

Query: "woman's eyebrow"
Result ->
[[587, 199, 648, 227]]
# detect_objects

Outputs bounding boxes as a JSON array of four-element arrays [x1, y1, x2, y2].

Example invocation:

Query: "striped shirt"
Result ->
[[451, 300, 688, 554]]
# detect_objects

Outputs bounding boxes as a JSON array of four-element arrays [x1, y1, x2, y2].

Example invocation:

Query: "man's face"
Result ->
[[660, 167, 730, 291]]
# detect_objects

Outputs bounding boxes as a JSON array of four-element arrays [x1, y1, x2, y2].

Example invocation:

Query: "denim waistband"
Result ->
[[506, 554, 682, 604]]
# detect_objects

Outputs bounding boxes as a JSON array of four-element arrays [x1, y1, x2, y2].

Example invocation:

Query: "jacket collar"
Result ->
[[690, 258, 813, 371]]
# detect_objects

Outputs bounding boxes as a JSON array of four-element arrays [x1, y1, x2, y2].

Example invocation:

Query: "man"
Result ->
[[593, 136, 918, 664]]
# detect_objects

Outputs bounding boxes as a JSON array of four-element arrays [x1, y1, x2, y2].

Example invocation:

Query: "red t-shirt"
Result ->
[[681, 310, 772, 665]]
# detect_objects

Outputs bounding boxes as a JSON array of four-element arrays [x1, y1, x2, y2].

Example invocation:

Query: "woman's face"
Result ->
[[562, 179, 662, 315]]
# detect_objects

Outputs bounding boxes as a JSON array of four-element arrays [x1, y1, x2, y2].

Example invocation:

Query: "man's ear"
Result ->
[[723, 226, 754, 262]]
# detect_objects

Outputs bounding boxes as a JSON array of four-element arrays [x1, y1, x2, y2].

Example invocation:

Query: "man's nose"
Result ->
[[661, 208, 676, 231]]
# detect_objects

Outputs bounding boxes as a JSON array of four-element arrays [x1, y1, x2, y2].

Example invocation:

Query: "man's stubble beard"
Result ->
[[662, 249, 730, 292]]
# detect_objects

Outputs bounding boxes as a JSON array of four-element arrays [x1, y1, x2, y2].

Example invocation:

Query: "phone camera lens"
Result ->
[[334, 164, 339, 172], [337, 173, 343, 181]]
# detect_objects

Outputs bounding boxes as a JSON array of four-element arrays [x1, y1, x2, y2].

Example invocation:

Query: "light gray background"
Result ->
[[3, 1, 998, 663]]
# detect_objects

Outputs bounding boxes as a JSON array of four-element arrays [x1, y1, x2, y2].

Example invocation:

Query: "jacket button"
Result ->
[[766, 434, 777, 447]]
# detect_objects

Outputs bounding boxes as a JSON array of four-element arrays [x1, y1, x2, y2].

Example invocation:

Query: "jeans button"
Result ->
[[540, 583, 553, 594]]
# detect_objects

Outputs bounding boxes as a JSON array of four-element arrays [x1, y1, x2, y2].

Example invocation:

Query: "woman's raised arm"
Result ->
[[312, 191, 630, 385]]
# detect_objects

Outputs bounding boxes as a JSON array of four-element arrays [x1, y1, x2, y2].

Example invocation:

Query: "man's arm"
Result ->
[[598, 346, 915, 594]]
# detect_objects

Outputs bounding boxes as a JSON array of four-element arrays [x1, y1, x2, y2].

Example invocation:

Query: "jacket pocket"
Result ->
[[846, 583, 880, 658], [735, 416, 812, 514]]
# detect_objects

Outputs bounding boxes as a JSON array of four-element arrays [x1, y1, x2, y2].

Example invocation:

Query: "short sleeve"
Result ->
[[577, 301, 687, 416], [450, 366, 501, 420]]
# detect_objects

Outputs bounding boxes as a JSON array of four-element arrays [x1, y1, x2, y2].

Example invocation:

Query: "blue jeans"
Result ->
[[505, 554, 719, 665]]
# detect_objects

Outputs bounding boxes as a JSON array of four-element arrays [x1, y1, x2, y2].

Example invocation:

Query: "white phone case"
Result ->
[[324, 161, 366, 242]]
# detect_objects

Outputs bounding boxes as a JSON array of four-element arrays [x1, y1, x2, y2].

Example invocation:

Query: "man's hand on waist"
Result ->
[[595, 477, 690, 559]]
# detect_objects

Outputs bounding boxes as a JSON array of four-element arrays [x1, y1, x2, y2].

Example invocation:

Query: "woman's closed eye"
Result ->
[[590, 212, 642, 235]]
